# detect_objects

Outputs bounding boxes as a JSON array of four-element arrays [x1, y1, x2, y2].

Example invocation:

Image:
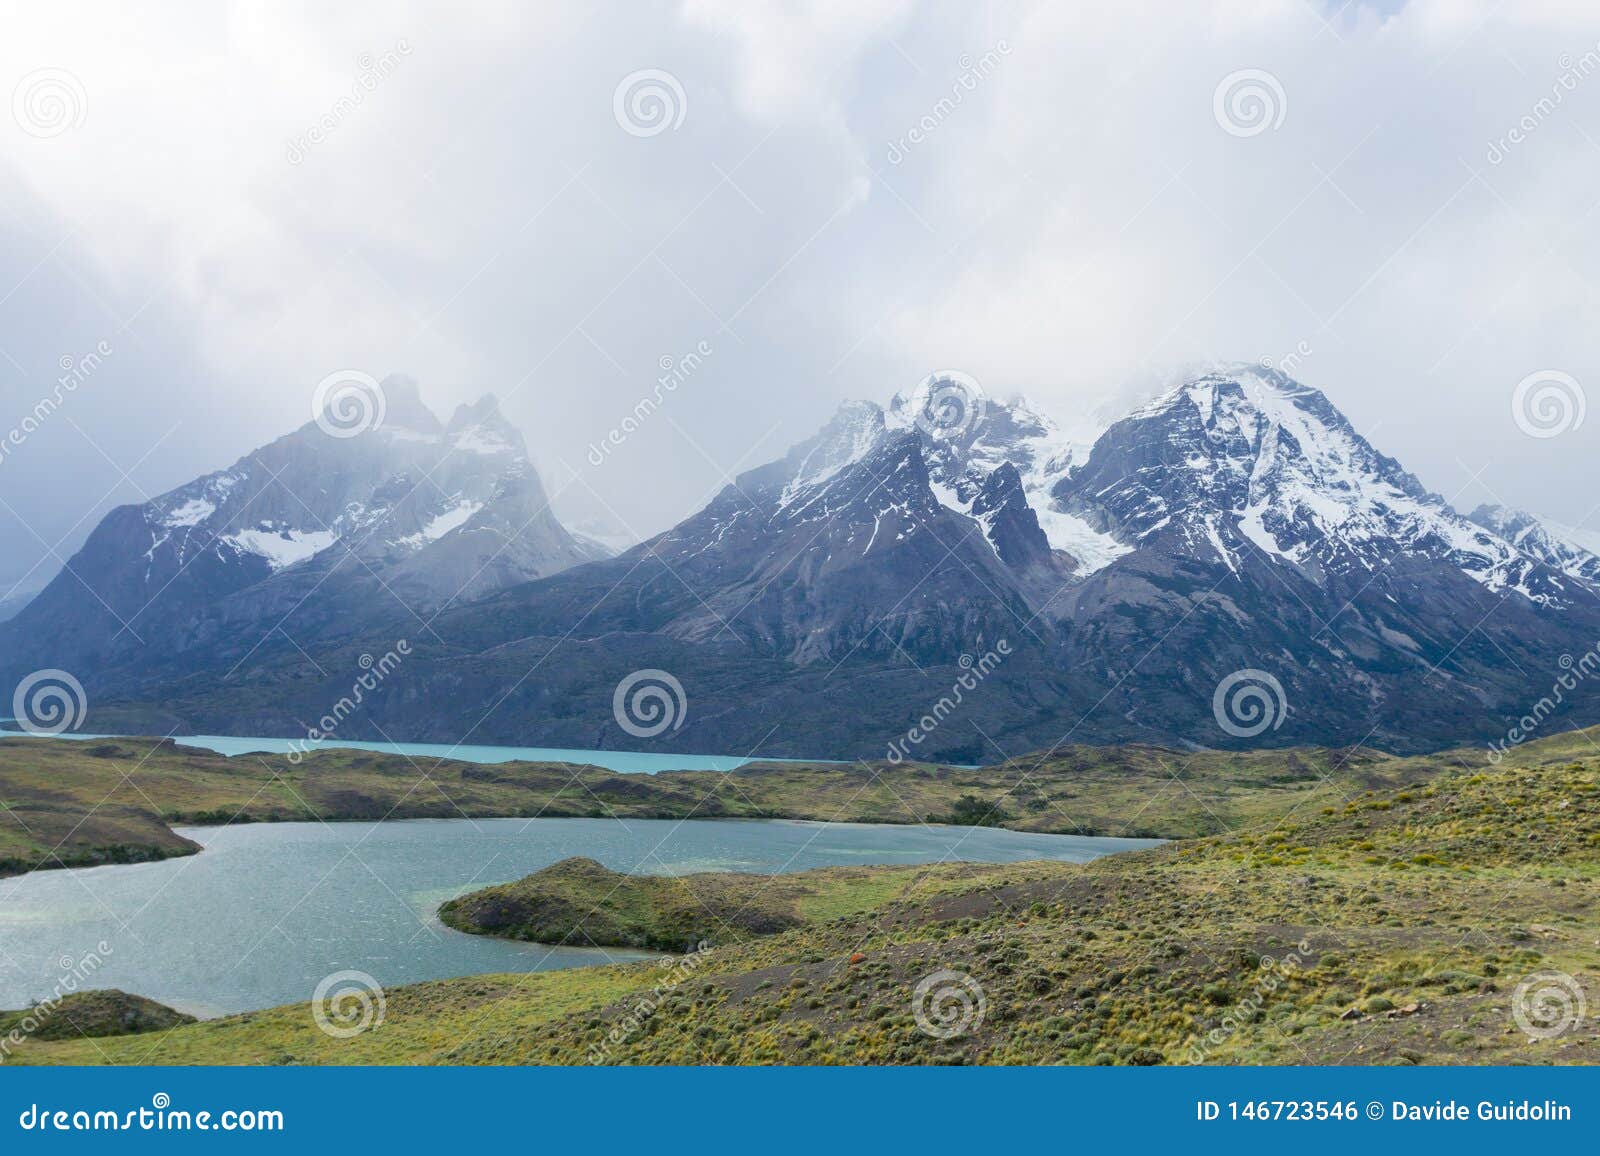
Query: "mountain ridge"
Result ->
[[7, 365, 1599, 760]]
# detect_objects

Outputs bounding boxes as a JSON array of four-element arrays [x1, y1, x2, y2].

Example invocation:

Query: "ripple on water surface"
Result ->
[[0, 816, 1160, 1016]]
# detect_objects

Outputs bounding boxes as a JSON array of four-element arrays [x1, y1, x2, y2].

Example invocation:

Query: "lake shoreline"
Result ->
[[7, 729, 1593, 1066], [0, 726, 847, 774], [1, 815, 1153, 1017], [3, 803, 1158, 881], [8, 732, 1260, 880], [3, 727, 1473, 880]]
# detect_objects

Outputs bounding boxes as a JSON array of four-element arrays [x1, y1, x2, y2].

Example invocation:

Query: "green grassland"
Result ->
[[9, 728, 1598, 1066], [0, 734, 1452, 877]]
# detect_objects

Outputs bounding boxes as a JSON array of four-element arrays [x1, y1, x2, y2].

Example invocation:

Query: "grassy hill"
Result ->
[[439, 857, 927, 951], [8, 728, 1597, 1066], [1, 990, 193, 1045]]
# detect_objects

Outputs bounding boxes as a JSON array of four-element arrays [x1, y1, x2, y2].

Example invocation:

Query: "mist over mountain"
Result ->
[[0, 376, 605, 699], [8, 365, 1597, 761]]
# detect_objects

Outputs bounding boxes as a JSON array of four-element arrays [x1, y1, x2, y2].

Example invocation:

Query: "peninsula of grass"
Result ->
[[438, 856, 925, 951]]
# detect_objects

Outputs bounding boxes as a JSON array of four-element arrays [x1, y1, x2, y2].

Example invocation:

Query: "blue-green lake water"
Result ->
[[0, 728, 819, 773], [0, 817, 1157, 1017]]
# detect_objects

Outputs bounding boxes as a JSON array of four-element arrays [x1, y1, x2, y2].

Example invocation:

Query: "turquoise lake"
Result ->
[[0, 817, 1159, 1018], [0, 728, 816, 773]]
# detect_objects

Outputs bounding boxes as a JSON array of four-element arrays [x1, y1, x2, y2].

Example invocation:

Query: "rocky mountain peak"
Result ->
[[767, 399, 892, 499], [444, 392, 527, 461], [1056, 367, 1593, 604], [884, 387, 1125, 576], [370, 373, 443, 435], [0, 379, 603, 685], [1468, 503, 1600, 586], [1470, 503, 1535, 536]]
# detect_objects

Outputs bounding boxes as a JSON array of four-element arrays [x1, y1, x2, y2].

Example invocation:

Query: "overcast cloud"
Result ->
[[1, 0, 1597, 594]]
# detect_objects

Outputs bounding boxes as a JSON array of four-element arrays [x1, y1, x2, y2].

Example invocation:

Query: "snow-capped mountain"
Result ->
[[0, 378, 602, 687], [134, 380, 592, 596], [15, 363, 1600, 759], [653, 397, 1035, 660], [422, 398, 1038, 668], [1054, 366, 1594, 605], [887, 384, 1129, 579], [1467, 504, 1600, 587]]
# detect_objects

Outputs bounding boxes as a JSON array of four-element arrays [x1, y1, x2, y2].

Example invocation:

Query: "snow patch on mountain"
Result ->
[[926, 477, 967, 522], [223, 525, 339, 570], [164, 497, 215, 527], [1033, 506, 1131, 574], [887, 388, 1129, 574], [396, 499, 483, 549], [451, 427, 516, 456], [382, 427, 439, 445]]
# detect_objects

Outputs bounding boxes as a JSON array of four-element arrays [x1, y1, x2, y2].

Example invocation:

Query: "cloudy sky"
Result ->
[[1, 0, 1597, 595]]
